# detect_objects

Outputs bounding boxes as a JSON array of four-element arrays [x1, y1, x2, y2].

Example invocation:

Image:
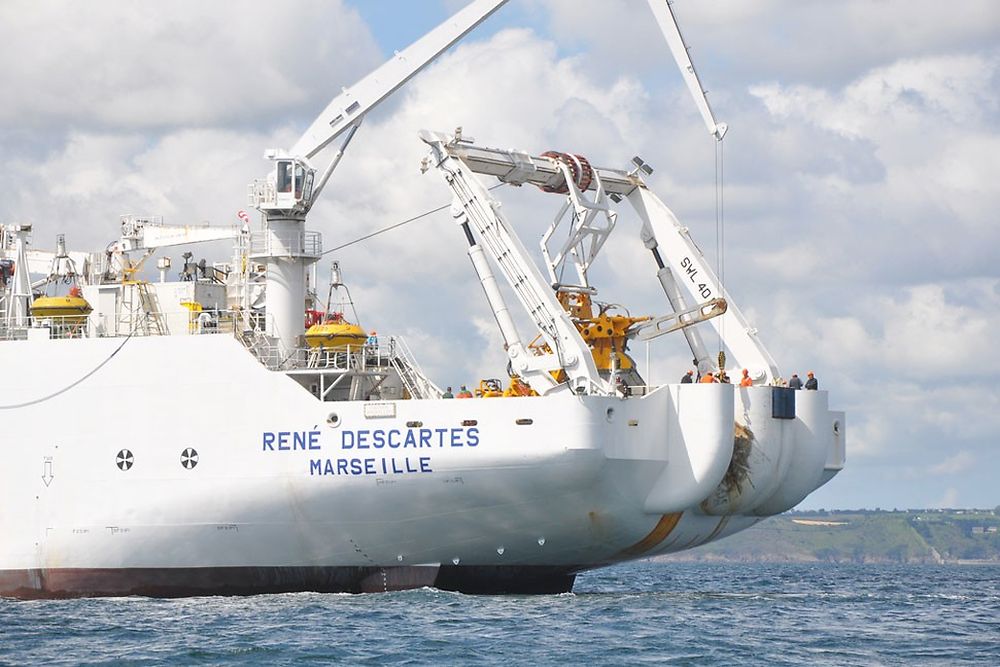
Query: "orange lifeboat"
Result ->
[[304, 312, 367, 349], [30, 292, 93, 326]]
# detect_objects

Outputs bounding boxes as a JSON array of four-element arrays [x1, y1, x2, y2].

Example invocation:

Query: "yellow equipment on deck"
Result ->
[[530, 292, 650, 379], [305, 316, 367, 349], [30, 295, 93, 325]]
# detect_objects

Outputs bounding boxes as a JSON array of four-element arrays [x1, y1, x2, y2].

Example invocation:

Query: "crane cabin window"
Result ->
[[301, 169, 314, 202], [294, 163, 306, 199], [277, 161, 293, 193]]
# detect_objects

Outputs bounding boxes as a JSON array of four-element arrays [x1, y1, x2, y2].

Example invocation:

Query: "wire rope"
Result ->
[[322, 182, 507, 256], [715, 137, 726, 355], [0, 327, 135, 410]]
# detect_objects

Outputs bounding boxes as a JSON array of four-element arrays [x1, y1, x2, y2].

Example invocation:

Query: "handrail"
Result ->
[[1, 315, 444, 399]]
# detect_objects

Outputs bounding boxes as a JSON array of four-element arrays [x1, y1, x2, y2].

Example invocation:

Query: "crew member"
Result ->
[[699, 372, 717, 384], [442, 386, 454, 399], [788, 373, 803, 390], [680, 370, 694, 384], [805, 371, 818, 390], [740, 369, 753, 387], [456, 385, 473, 398]]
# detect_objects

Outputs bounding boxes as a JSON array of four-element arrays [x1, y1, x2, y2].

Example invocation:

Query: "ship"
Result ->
[[0, 0, 845, 598]]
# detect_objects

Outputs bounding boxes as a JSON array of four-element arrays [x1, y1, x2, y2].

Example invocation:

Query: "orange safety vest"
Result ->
[[699, 374, 716, 384], [740, 377, 752, 387]]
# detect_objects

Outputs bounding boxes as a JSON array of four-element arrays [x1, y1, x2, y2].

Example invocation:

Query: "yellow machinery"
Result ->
[[472, 377, 538, 398], [557, 291, 650, 372], [502, 376, 538, 397], [476, 378, 504, 397]]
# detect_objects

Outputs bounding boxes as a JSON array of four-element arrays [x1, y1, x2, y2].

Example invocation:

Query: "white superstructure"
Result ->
[[0, 1, 844, 598]]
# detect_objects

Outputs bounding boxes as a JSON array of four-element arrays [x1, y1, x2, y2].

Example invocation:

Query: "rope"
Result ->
[[715, 137, 726, 353], [322, 182, 507, 256], [0, 328, 135, 410]]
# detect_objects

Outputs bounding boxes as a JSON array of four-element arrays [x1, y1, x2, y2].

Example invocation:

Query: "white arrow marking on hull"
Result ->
[[41, 457, 54, 487]]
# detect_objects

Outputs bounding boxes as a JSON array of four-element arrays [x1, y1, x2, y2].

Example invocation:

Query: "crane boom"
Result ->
[[290, 0, 508, 160], [645, 0, 727, 140], [117, 216, 240, 252]]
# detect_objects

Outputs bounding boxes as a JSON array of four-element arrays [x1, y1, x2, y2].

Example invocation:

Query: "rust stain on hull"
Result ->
[[615, 511, 683, 559]]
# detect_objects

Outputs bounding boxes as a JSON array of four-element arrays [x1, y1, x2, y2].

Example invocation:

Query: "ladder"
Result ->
[[136, 282, 166, 335], [389, 336, 442, 399], [119, 282, 166, 336]]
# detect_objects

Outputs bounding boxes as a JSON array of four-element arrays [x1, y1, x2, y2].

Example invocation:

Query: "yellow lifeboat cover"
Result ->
[[304, 320, 367, 349], [30, 295, 93, 320]]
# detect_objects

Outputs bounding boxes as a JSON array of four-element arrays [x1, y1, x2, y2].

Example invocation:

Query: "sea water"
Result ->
[[2, 562, 997, 665]]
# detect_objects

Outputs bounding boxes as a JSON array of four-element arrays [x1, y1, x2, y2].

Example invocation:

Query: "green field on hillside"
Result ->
[[658, 510, 1000, 563]]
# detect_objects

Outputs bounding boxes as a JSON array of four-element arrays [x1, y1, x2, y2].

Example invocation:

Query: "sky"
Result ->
[[1, 0, 998, 510]]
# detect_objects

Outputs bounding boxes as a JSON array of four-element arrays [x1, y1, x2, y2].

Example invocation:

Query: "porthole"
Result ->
[[327, 412, 340, 428]]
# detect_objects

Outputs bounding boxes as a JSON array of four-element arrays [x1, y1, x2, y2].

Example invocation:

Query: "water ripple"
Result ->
[[2, 563, 998, 666]]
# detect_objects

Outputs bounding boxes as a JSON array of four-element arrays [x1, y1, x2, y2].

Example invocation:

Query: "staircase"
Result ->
[[389, 336, 442, 399], [119, 281, 165, 336]]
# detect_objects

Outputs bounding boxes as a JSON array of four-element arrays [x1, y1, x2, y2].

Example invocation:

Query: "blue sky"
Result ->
[[1, 0, 998, 510]]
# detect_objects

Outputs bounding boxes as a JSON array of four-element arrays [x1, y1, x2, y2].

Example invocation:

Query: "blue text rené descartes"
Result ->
[[261, 427, 479, 477], [341, 427, 478, 450]]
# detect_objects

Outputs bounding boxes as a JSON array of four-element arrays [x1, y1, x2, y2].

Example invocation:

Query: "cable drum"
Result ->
[[540, 151, 594, 194]]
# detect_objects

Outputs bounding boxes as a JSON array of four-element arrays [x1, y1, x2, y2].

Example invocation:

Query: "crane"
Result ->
[[645, 0, 727, 141], [112, 214, 243, 280], [237, 0, 744, 377], [417, 1, 782, 389], [246, 0, 508, 362]]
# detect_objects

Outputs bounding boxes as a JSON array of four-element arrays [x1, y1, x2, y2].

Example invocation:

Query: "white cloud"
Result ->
[[0, 0, 381, 130], [751, 55, 998, 140], [1, 1, 997, 509], [786, 281, 1000, 383], [928, 451, 976, 476]]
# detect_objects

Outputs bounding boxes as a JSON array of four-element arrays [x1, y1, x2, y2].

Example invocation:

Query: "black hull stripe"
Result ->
[[0, 565, 577, 599]]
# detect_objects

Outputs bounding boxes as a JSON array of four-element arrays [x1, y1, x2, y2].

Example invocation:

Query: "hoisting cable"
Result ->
[[715, 135, 726, 354], [0, 327, 136, 410], [322, 182, 507, 256]]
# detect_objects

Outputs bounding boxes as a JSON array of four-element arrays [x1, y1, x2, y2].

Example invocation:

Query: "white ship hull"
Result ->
[[0, 1, 847, 599], [0, 335, 843, 597]]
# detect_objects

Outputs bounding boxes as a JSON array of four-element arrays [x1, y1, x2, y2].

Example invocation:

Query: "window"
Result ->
[[294, 164, 305, 199], [277, 161, 292, 193]]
